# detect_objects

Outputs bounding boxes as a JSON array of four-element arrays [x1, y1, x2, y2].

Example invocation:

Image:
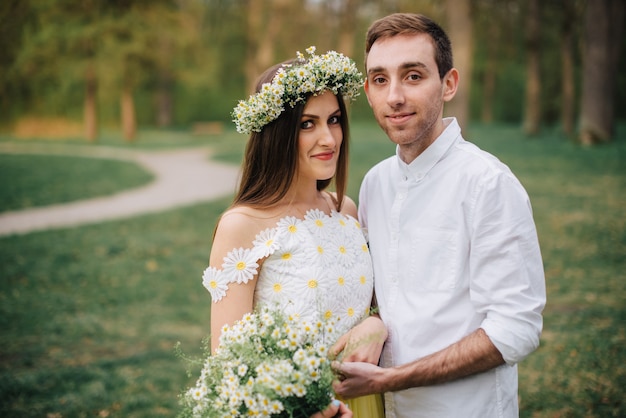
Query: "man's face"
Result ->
[[365, 33, 454, 158]]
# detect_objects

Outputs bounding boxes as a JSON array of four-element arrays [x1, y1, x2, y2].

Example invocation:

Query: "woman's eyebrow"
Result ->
[[301, 108, 341, 119]]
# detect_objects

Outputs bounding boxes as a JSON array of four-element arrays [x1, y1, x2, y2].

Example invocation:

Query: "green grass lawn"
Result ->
[[0, 123, 624, 417], [0, 154, 154, 212]]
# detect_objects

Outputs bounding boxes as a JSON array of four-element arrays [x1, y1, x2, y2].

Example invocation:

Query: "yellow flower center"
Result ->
[[347, 307, 355, 317], [265, 239, 274, 247], [339, 246, 346, 254], [360, 275, 366, 285], [362, 244, 368, 252], [337, 276, 345, 286], [288, 225, 297, 233], [317, 246, 324, 254], [324, 310, 332, 319], [282, 253, 291, 260], [339, 219, 346, 226], [210, 280, 218, 289], [236, 261, 246, 270], [273, 283, 282, 292], [315, 219, 324, 227], [308, 279, 318, 289]]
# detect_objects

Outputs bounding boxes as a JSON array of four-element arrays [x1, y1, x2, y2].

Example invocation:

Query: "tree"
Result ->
[[337, 0, 361, 57], [0, 0, 33, 125], [12, 0, 105, 141], [444, 0, 473, 133], [559, 0, 577, 136], [523, 0, 541, 135], [578, 0, 625, 144], [244, 0, 295, 94]]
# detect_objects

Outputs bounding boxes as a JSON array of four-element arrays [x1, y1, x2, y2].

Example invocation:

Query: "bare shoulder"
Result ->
[[210, 206, 275, 265], [216, 206, 272, 243], [327, 192, 358, 218], [340, 195, 358, 218]]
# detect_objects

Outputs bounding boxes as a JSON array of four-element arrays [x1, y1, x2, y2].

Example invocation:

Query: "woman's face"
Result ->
[[297, 91, 343, 183]]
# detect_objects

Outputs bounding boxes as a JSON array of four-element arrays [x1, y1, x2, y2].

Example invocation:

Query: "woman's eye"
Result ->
[[329, 115, 341, 125], [300, 120, 314, 129]]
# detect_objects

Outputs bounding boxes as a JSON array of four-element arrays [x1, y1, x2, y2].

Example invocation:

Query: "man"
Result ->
[[333, 13, 546, 418]]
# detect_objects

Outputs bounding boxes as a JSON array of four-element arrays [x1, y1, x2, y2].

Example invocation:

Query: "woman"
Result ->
[[203, 47, 385, 417]]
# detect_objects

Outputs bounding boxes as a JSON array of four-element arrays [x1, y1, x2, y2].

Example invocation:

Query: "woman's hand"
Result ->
[[330, 315, 387, 363], [310, 399, 352, 418]]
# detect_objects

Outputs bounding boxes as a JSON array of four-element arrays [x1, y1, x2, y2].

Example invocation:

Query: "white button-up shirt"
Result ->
[[358, 118, 546, 418]]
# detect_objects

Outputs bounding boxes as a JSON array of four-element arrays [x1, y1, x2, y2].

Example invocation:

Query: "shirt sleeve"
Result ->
[[357, 171, 371, 233], [468, 171, 546, 365]]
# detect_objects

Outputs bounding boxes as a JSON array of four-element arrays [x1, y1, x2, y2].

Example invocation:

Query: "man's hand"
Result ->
[[332, 361, 387, 399], [330, 316, 387, 363]]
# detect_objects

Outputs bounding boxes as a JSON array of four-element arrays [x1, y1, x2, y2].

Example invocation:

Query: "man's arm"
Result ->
[[333, 328, 504, 398]]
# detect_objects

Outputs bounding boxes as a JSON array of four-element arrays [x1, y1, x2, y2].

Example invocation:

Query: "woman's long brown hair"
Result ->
[[231, 60, 350, 212]]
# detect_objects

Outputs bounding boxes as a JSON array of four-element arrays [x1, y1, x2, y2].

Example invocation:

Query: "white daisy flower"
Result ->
[[254, 273, 294, 306], [276, 216, 306, 246], [330, 233, 360, 268], [221, 247, 259, 284], [252, 227, 281, 258], [201, 266, 229, 302]]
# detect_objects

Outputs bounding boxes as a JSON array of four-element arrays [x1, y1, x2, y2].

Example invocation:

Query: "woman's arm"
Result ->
[[208, 210, 262, 352]]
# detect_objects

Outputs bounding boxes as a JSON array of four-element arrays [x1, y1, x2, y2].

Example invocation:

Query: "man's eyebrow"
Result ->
[[367, 62, 428, 75]]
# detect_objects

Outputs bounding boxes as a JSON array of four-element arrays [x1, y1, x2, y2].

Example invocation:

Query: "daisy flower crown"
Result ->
[[232, 46, 364, 134]]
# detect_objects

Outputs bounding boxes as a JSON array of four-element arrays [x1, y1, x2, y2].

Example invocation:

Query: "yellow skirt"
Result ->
[[342, 393, 384, 418]]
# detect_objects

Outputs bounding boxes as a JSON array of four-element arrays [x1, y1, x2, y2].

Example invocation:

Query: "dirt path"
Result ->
[[0, 143, 240, 237]]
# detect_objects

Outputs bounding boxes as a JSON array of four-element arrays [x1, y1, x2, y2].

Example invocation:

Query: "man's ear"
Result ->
[[442, 68, 459, 102], [364, 78, 373, 107]]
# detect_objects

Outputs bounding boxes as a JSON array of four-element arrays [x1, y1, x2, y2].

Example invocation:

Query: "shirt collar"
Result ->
[[396, 117, 461, 182]]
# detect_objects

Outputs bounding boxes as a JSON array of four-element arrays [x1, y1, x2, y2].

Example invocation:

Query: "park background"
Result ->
[[0, 0, 624, 417]]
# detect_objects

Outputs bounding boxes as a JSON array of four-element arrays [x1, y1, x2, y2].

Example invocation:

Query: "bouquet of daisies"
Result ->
[[179, 305, 338, 418]]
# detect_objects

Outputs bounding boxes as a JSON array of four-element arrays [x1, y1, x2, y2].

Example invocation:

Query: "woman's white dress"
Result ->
[[203, 209, 384, 417]]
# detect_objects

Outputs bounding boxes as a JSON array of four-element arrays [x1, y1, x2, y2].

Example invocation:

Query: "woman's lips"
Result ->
[[312, 151, 334, 161]]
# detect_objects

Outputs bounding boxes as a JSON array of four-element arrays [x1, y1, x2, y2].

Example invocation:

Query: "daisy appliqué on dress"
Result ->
[[202, 209, 374, 336]]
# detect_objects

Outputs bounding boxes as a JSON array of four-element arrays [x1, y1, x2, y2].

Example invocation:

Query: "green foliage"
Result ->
[[4, 0, 624, 133], [0, 122, 624, 417]]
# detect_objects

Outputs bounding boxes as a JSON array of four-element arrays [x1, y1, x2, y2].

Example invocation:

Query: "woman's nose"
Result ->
[[318, 124, 337, 147]]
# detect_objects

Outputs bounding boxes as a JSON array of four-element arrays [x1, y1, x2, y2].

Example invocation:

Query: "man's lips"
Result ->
[[312, 151, 334, 161], [387, 113, 414, 124]]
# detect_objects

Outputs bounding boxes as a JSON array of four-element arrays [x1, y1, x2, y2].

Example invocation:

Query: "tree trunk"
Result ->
[[444, 0, 473, 134], [481, 18, 498, 124], [121, 85, 136, 142], [523, 0, 541, 136], [560, 0, 576, 136], [245, 0, 290, 93], [579, 0, 625, 144], [245, 0, 264, 94], [337, 0, 360, 57], [83, 64, 98, 142], [156, 72, 173, 128]]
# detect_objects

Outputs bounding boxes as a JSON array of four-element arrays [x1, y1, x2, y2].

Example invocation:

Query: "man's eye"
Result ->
[[408, 73, 421, 81], [371, 76, 386, 84]]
